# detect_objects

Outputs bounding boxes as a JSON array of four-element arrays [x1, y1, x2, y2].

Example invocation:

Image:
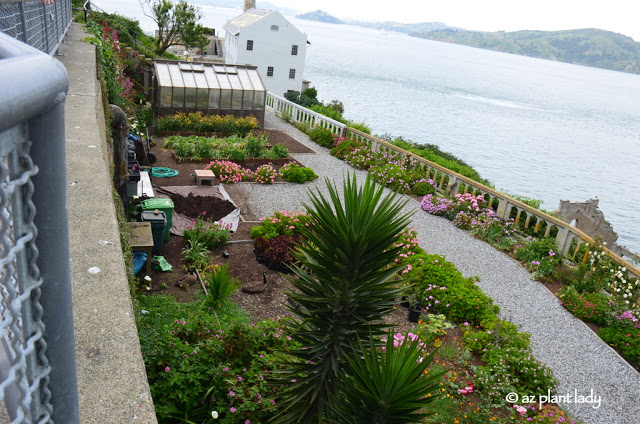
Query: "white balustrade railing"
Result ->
[[347, 128, 640, 281], [266, 92, 347, 137]]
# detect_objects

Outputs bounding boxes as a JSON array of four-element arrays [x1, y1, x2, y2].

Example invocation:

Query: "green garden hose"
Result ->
[[150, 167, 179, 178]]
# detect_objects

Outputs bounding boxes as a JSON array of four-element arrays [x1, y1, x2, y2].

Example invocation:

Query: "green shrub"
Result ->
[[462, 319, 530, 354], [250, 211, 311, 240], [515, 238, 558, 263], [307, 126, 335, 148], [600, 313, 640, 363], [268, 143, 290, 159], [330, 139, 366, 159], [279, 163, 317, 183], [410, 178, 437, 196], [309, 104, 347, 124], [245, 135, 267, 158], [347, 121, 371, 134], [406, 253, 498, 326]]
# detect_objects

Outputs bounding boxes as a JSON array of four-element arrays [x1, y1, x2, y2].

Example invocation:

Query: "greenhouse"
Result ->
[[153, 60, 266, 126]]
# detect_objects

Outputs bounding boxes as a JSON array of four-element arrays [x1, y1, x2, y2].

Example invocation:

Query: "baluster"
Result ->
[[514, 209, 523, 225], [544, 222, 552, 238], [572, 240, 583, 261]]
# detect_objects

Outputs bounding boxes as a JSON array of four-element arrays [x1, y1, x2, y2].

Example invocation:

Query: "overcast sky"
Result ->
[[266, 0, 640, 41]]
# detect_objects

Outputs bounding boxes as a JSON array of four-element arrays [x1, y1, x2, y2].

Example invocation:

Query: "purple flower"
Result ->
[[230, 407, 236, 413]]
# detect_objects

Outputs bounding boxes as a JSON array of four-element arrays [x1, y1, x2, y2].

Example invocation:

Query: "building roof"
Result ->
[[154, 60, 266, 92], [223, 9, 275, 35]]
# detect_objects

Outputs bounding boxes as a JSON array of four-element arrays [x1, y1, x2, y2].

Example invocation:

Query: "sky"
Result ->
[[266, 0, 640, 41]]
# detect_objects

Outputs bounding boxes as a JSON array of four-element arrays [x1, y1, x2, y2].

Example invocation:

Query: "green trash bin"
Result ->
[[141, 210, 166, 255], [141, 198, 174, 241]]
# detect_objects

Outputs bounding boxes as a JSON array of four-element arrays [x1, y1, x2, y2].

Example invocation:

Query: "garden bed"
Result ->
[[142, 220, 416, 331]]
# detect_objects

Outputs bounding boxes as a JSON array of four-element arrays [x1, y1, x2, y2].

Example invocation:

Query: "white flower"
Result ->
[[211, 410, 219, 419], [144, 275, 152, 282]]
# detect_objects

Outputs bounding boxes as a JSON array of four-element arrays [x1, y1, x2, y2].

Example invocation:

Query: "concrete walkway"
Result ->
[[60, 23, 156, 423], [224, 110, 640, 424]]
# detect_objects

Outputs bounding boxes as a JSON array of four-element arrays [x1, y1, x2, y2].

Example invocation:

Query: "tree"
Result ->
[[140, 0, 209, 55], [270, 174, 443, 423]]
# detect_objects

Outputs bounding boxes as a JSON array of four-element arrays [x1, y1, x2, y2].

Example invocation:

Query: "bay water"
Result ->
[[96, 3, 640, 254]]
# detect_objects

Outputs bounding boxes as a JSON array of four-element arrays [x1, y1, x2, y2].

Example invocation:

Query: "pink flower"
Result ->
[[164, 366, 170, 372], [230, 407, 236, 413]]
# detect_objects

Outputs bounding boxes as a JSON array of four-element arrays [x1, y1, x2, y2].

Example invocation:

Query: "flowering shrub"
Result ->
[[254, 164, 278, 184], [559, 288, 612, 326], [528, 249, 561, 279], [184, 214, 232, 250], [156, 112, 258, 137], [329, 138, 364, 160], [420, 194, 454, 216], [250, 211, 311, 240], [599, 315, 640, 363], [86, 19, 142, 111], [475, 345, 558, 405], [369, 164, 412, 193], [205, 160, 253, 183], [278, 163, 317, 183], [462, 319, 530, 354], [138, 295, 298, 424], [344, 148, 384, 170]]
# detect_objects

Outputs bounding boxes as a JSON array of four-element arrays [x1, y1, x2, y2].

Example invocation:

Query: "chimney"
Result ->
[[244, 0, 256, 12]]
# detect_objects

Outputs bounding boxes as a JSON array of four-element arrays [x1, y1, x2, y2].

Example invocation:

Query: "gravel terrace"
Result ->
[[220, 110, 640, 424]]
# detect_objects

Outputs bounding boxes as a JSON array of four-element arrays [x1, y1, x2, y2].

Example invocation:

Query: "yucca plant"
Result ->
[[330, 333, 445, 424], [270, 173, 413, 423]]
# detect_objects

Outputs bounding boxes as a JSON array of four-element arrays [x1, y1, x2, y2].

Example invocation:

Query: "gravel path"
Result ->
[[224, 110, 640, 424]]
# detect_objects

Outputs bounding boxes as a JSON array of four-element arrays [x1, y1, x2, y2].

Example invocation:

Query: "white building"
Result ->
[[223, 9, 308, 97]]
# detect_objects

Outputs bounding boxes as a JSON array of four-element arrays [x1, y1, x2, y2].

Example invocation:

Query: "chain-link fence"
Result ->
[[0, 28, 79, 423], [0, 0, 72, 55]]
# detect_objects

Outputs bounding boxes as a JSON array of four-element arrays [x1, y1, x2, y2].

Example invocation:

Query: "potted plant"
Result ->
[[408, 302, 423, 323]]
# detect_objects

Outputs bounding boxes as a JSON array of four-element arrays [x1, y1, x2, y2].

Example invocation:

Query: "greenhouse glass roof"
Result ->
[[154, 60, 266, 111]]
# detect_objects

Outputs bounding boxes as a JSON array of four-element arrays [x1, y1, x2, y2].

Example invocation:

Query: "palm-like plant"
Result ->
[[270, 173, 413, 423], [330, 333, 445, 424]]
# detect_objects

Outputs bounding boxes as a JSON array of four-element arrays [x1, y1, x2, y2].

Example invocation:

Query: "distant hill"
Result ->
[[412, 28, 640, 74], [345, 20, 453, 34], [296, 10, 343, 24]]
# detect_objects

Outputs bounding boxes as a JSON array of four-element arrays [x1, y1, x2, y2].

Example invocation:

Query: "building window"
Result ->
[[291, 45, 298, 55], [289, 69, 296, 79], [271, 25, 279, 31], [267, 66, 274, 77], [246, 40, 253, 51]]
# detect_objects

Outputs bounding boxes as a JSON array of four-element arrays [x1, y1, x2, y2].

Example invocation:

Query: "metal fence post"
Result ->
[[0, 31, 79, 424], [29, 97, 80, 424]]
